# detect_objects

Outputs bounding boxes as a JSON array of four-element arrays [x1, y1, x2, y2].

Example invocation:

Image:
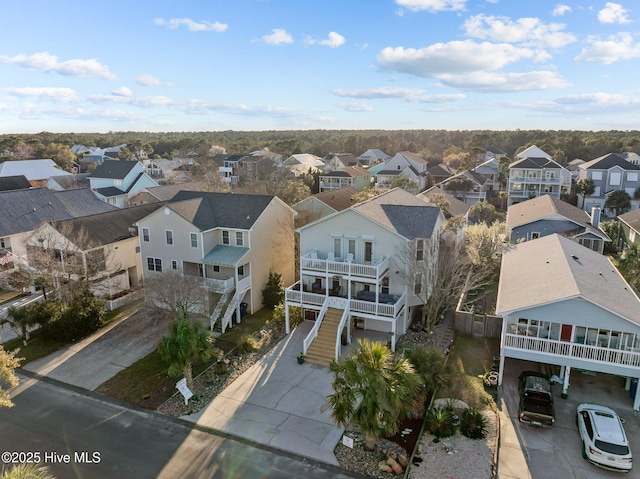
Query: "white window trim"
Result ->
[[190, 232, 198, 248], [165, 230, 174, 246], [142, 227, 150, 242], [236, 231, 244, 246]]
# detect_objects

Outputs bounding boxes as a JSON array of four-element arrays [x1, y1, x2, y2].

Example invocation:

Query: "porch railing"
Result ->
[[300, 251, 389, 279], [504, 334, 640, 368]]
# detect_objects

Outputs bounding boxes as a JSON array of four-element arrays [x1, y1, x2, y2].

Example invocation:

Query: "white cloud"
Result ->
[[437, 71, 570, 92], [0, 52, 116, 80], [598, 2, 631, 24], [136, 74, 173, 87], [377, 40, 538, 77], [463, 14, 576, 48], [5, 87, 79, 103], [525, 92, 640, 116], [552, 4, 572, 16], [260, 29, 293, 45], [395, 0, 466, 12], [575, 33, 640, 64], [154, 17, 228, 32], [332, 87, 428, 99], [338, 102, 373, 112], [318, 32, 346, 48], [112, 86, 133, 97], [89, 93, 174, 107]]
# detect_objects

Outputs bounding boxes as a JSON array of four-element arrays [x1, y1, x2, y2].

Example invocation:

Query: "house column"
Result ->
[[285, 304, 290, 334], [562, 366, 571, 398], [498, 353, 505, 386], [391, 320, 396, 352], [633, 379, 640, 411]]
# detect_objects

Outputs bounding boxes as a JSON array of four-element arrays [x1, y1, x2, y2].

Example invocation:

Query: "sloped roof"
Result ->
[[496, 234, 640, 324], [140, 182, 206, 202], [49, 173, 90, 190], [50, 203, 162, 246], [284, 153, 324, 167], [0, 175, 30, 191], [0, 159, 71, 181], [321, 165, 370, 178], [202, 245, 249, 266], [517, 145, 551, 159], [0, 188, 117, 237], [428, 164, 454, 177], [619, 209, 640, 233], [357, 149, 390, 161], [167, 191, 274, 230], [88, 160, 138, 179], [310, 186, 358, 211], [486, 146, 506, 155], [418, 186, 471, 218], [579, 153, 640, 171], [509, 157, 564, 169], [394, 151, 427, 164], [352, 188, 441, 240], [96, 186, 126, 197], [506, 194, 610, 241]]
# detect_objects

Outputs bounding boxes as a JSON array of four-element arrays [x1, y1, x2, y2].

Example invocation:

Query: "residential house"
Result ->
[[427, 163, 455, 185], [284, 188, 444, 366], [0, 188, 116, 276], [319, 165, 371, 193], [567, 159, 585, 180], [28, 203, 160, 298], [323, 153, 359, 172], [375, 151, 428, 190], [495, 233, 640, 410], [620, 152, 640, 166], [282, 153, 325, 177], [356, 149, 390, 167], [238, 149, 281, 183], [0, 175, 30, 192], [507, 146, 571, 206], [483, 146, 507, 162], [88, 160, 159, 208], [292, 186, 358, 226], [438, 170, 488, 205], [211, 153, 247, 186], [577, 153, 640, 215], [47, 173, 90, 191], [618, 209, 640, 250], [0, 159, 72, 187], [135, 191, 295, 332], [417, 186, 471, 220], [506, 194, 610, 254], [129, 182, 205, 206]]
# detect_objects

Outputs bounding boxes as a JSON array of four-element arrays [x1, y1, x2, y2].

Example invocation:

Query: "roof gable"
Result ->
[[580, 153, 640, 171], [517, 145, 552, 160], [88, 160, 139, 179]]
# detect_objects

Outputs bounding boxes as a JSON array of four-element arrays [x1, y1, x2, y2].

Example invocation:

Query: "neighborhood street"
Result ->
[[0, 373, 359, 479]]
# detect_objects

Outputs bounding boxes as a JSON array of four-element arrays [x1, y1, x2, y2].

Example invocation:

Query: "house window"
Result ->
[[347, 238, 356, 257], [238, 265, 244, 275], [610, 172, 622, 186], [531, 232, 540, 239], [591, 171, 602, 181], [414, 273, 422, 295], [416, 239, 424, 261], [147, 257, 162, 272], [165, 230, 173, 245], [171, 260, 178, 270], [135, 246, 140, 253], [114, 179, 122, 186], [396, 165, 401, 170], [0, 238, 5, 248], [236, 232, 243, 246], [222, 230, 229, 245], [364, 240, 373, 263], [213, 265, 220, 272], [198, 264, 204, 277], [628, 172, 639, 182], [190, 233, 198, 248], [333, 237, 342, 256], [382, 276, 390, 294], [142, 228, 150, 242], [545, 171, 555, 179]]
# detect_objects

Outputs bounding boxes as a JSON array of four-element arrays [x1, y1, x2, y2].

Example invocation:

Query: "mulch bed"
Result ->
[[385, 416, 424, 456]]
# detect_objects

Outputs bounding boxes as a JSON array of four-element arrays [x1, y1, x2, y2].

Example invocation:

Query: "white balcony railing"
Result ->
[[504, 334, 640, 368], [300, 251, 389, 279]]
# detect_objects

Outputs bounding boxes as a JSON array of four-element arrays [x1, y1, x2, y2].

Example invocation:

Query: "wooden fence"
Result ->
[[454, 310, 502, 338]]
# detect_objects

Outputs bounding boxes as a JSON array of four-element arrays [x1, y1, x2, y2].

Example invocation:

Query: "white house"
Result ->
[[88, 160, 158, 208], [375, 152, 428, 191], [284, 188, 444, 366], [496, 234, 640, 409]]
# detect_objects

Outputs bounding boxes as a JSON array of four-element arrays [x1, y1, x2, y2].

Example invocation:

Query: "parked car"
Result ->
[[577, 403, 632, 472], [518, 371, 555, 427]]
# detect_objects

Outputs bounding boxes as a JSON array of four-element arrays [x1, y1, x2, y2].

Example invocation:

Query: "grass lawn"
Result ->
[[437, 334, 501, 410], [97, 308, 276, 409], [2, 299, 144, 365]]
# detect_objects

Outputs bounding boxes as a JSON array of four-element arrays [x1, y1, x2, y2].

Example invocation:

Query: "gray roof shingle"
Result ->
[[88, 160, 138, 179]]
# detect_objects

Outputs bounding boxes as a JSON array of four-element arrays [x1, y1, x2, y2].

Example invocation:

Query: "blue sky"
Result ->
[[1, 0, 639, 133]]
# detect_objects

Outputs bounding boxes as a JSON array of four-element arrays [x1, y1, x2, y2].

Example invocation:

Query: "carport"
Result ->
[[495, 234, 640, 410]]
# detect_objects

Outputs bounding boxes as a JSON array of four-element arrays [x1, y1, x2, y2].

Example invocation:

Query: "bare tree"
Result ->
[[464, 222, 508, 278], [144, 270, 209, 320]]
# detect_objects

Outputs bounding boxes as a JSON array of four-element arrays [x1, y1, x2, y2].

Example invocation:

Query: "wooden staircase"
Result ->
[[305, 308, 343, 367]]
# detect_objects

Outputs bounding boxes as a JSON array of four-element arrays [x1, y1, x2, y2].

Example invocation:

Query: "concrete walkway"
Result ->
[[183, 321, 345, 466]]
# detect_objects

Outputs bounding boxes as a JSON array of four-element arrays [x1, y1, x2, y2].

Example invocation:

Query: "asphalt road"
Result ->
[[0, 373, 359, 479]]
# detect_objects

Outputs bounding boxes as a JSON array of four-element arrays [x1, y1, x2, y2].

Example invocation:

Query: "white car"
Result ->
[[576, 403, 632, 472]]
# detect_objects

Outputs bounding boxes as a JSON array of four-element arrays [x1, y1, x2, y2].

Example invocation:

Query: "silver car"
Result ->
[[576, 403, 632, 472]]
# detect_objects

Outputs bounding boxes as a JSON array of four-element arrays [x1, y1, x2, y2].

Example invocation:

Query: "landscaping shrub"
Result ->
[[272, 302, 302, 327], [237, 334, 258, 354], [459, 407, 489, 439], [43, 290, 106, 342], [425, 406, 457, 439], [262, 272, 284, 309]]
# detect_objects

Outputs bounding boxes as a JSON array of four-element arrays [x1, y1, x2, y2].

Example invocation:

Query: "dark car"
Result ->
[[518, 371, 555, 427]]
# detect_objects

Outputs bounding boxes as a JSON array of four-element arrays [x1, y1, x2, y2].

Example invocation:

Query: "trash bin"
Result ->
[[240, 302, 248, 318], [631, 378, 638, 399]]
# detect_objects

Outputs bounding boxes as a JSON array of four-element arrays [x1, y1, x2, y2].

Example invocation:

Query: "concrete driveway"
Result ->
[[24, 307, 169, 390], [499, 358, 640, 479], [182, 321, 345, 466]]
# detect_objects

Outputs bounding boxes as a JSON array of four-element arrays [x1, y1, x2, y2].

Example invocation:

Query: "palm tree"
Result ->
[[0, 306, 35, 346], [158, 317, 213, 391], [1, 464, 56, 479], [575, 178, 595, 209], [403, 345, 452, 396], [327, 339, 421, 450], [605, 190, 632, 217]]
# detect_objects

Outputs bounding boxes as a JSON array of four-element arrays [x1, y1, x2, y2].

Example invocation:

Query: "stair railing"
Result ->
[[335, 306, 351, 361], [303, 298, 328, 356]]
